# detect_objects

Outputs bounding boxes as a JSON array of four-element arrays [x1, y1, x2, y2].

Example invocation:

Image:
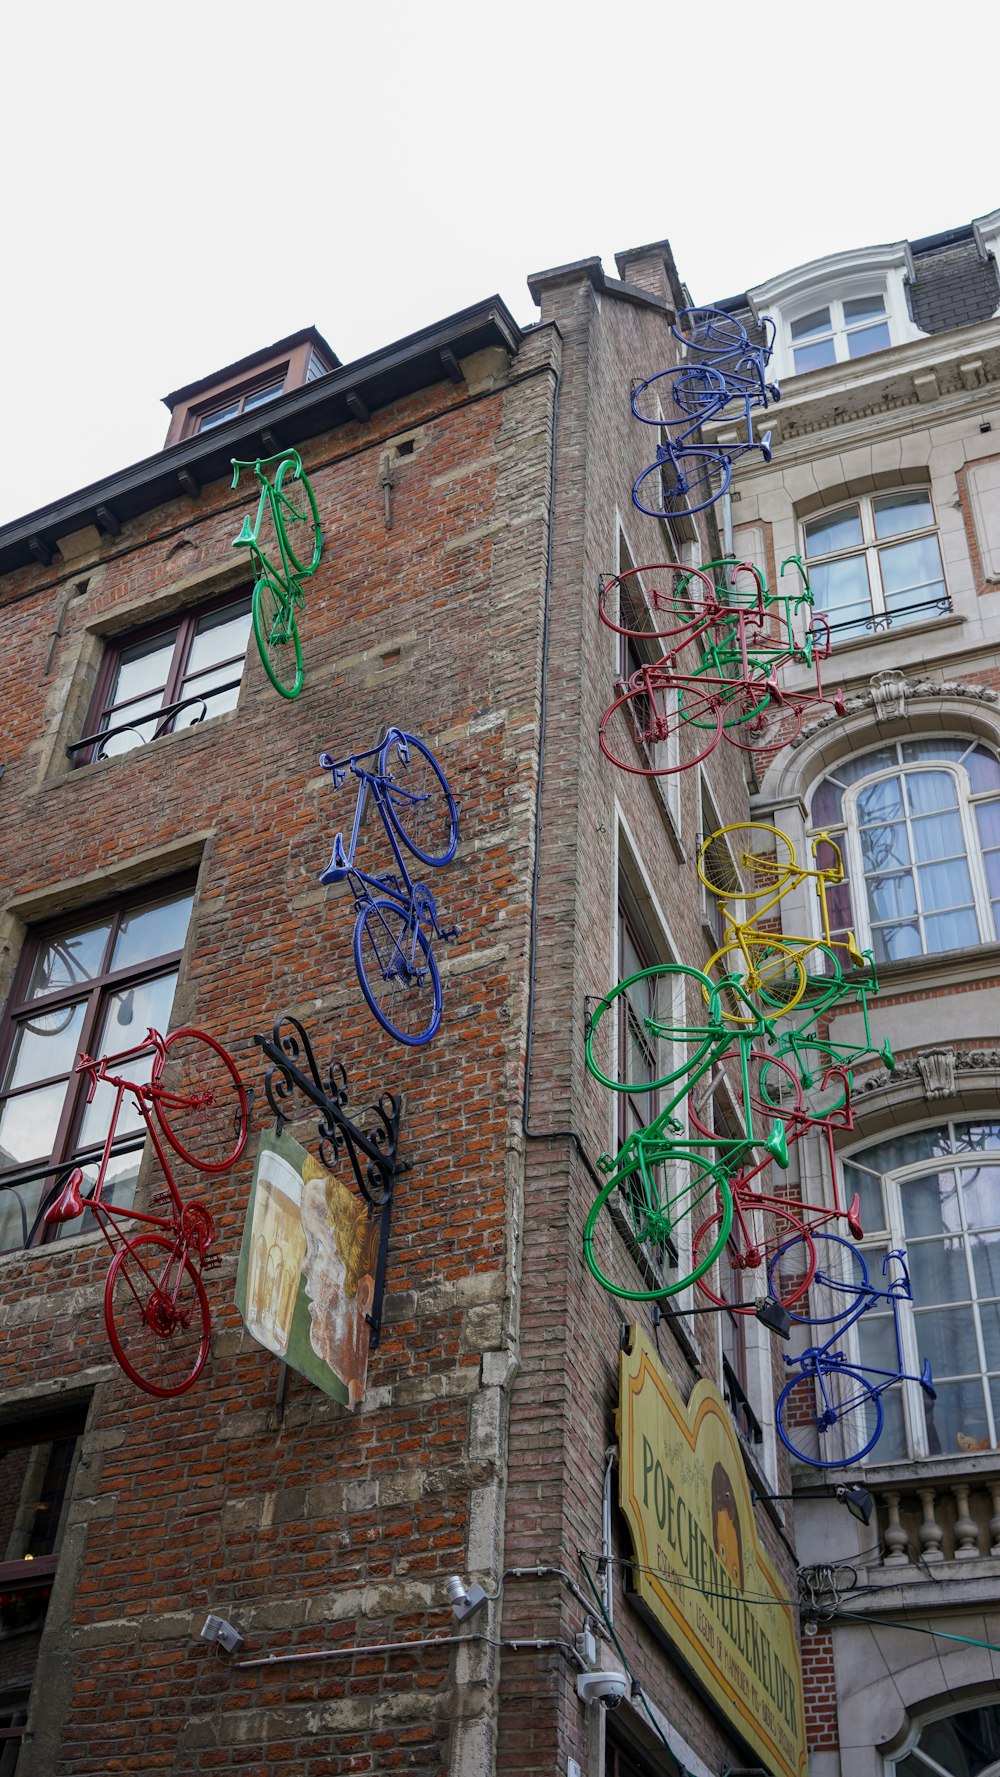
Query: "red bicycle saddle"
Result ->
[[44, 1168, 86, 1224]]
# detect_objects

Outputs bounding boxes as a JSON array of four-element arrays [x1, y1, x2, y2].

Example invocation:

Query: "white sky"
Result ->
[[3, 0, 995, 527]]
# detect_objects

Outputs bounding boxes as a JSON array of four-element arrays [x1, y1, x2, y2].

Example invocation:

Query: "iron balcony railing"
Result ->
[[66, 680, 242, 765]]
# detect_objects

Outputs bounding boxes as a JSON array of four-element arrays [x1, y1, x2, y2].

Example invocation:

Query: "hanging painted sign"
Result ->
[[235, 1128, 377, 1406], [618, 1326, 807, 1777]]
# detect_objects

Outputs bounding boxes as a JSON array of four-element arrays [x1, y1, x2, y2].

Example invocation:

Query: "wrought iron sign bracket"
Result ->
[[253, 1014, 407, 1349]]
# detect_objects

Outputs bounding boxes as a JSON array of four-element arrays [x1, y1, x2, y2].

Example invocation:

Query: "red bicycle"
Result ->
[[43, 1027, 249, 1398]]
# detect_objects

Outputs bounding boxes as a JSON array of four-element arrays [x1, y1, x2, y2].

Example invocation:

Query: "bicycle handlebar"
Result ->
[[75, 1027, 167, 1096]]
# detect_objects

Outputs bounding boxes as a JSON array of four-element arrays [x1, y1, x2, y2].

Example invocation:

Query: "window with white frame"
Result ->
[[889, 1700, 1000, 1776], [788, 293, 891, 372], [844, 1120, 1000, 1461], [803, 490, 948, 639], [809, 737, 1000, 964]]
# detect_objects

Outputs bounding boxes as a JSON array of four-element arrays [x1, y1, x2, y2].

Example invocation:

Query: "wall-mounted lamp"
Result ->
[[444, 1575, 489, 1622], [751, 1483, 874, 1526], [200, 1614, 243, 1654]]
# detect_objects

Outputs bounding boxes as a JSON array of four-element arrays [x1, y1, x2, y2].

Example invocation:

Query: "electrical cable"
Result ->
[[577, 1550, 702, 1776]]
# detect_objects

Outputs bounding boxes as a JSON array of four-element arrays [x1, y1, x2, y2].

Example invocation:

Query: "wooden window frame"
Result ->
[[73, 588, 252, 767], [0, 874, 196, 1246]]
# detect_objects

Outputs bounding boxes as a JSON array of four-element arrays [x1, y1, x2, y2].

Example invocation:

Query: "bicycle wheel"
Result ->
[[697, 822, 798, 903], [633, 449, 730, 520], [767, 1040, 852, 1123], [769, 1232, 869, 1327], [704, 938, 806, 1023], [152, 1028, 249, 1174], [598, 680, 722, 777], [671, 308, 748, 360], [776, 1364, 883, 1467], [672, 364, 731, 417], [721, 684, 804, 753], [252, 573, 304, 700], [104, 1234, 211, 1398], [694, 1203, 815, 1312], [378, 731, 458, 866], [274, 455, 322, 576], [584, 1153, 733, 1301], [598, 563, 715, 644], [354, 899, 442, 1046], [585, 962, 721, 1094]]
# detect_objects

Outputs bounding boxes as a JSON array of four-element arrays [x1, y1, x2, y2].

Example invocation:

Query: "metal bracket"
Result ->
[[252, 1013, 407, 1349]]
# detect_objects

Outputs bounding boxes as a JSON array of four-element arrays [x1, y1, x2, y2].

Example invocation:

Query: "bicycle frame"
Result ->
[[779, 1248, 935, 1458], [231, 450, 306, 597], [703, 825, 869, 985], [319, 743, 452, 945]]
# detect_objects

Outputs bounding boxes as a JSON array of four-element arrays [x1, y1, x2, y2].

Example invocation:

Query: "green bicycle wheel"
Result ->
[[585, 962, 722, 1094], [252, 574, 304, 700], [274, 456, 322, 577], [583, 1151, 733, 1301]]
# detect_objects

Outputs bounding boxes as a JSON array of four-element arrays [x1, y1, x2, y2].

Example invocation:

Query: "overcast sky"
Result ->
[[3, 0, 995, 526]]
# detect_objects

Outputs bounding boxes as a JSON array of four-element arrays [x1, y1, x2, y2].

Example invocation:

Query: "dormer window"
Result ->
[[196, 378, 286, 433], [789, 294, 892, 372]]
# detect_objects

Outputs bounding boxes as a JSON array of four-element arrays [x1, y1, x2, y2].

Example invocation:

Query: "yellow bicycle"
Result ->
[[697, 822, 868, 1022]]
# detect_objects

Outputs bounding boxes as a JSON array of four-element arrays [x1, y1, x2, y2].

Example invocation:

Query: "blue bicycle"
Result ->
[[771, 1236, 935, 1467], [319, 730, 460, 1046]]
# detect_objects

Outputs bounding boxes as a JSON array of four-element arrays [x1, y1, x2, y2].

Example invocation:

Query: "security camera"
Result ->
[[200, 1614, 243, 1654], [577, 1670, 628, 1709]]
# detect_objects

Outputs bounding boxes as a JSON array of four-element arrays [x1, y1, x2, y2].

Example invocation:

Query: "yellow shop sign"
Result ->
[[618, 1327, 807, 1777]]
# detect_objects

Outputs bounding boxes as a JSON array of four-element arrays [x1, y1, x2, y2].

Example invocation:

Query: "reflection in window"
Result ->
[[0, 884, 194, 1250], [844, 1122, 1000, 1460], [809, 739, 1000, 963], [893, 1700, 1000, 1776]]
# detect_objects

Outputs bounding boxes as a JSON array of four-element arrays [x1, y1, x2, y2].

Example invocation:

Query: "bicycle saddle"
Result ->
[[320, 834, 350, 884], [43, 1168, 86, 1224]]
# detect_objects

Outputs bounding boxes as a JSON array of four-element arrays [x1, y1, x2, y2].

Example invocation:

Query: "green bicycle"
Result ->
[[231, 449, 323, 699]]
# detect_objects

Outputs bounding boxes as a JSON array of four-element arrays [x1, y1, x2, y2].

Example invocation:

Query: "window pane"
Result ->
[[927, 1376, 991, 1455], [98, 693, 166, 757], [0, 1172, 50, 1251], [843, 295, 887, 324], [51, 1147, 143, 1241], [901, 738, 968, 765], [77, 972, 180, 1146], [110, 893, 194, 972], [956, 1124, 1000, 1155], [804, 507, 864, 556], [185, 602, 253, 676], [901, 1170, 961, 1239], [3, 1002, 87, 1092], [810, 779, 843, 826], [847, 321, 891, 358], [872, 921, 921, 962], [874, 491, 934, 539], [911, 809, 963, 863], [0, 1081, 66, 1166], [913, 1304, 980, 1377], [971, 1233, 1000, 1300], [980, 1300, 1000, 1369], [918, 860, 973, 914], [853, 1129, 952, 1173], [793, 338, 837, 373], [843, 1163, 885, 1231], [106, 636, 175, 712], [27, 923, 111, 999], [906, 1237, 969, 1303], [791, 308, 833, 341], [925, 909, 979, 951], [242, 381, 284, 412], [810, 559, 873, 631], [837, 747, 898, 786], [867, 870, 917, 922], [880, 535, 946, 607], [173, 662, 243, 726], [967, 748, 1000, 793], [198, 400, 240, 432], [905, 771, 958, 817], [860, 821, 910, 872], [857, 776, 904, 825]]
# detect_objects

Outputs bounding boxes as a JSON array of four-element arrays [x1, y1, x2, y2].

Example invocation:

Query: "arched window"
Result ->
[[808, 738, 1000, 964], [844, 1121, 1000, 1461], [889, 1700, 1000, 1776]]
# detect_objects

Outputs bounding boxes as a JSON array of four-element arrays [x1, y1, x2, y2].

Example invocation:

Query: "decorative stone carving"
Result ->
[[790, 679, 1000, 749], [870, 670, 909, 721], [917, 1048, 957, 1101]]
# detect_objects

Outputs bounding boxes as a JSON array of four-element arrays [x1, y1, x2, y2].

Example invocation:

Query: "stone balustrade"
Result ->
[[869, 1471, 1000, 1566]]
